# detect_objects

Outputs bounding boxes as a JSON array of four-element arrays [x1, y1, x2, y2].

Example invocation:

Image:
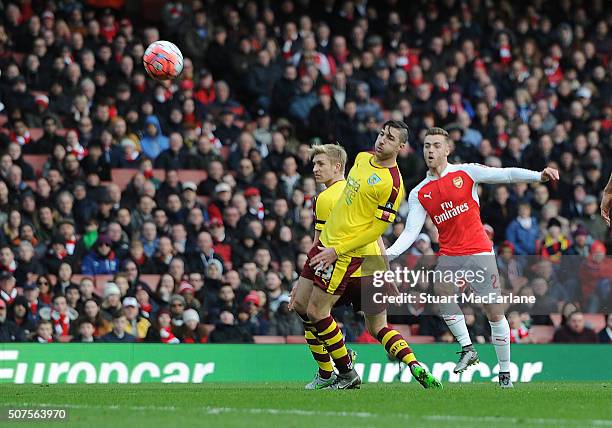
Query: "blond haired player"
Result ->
[[386, 127, 559, 388], [299, 122, 441, 389]]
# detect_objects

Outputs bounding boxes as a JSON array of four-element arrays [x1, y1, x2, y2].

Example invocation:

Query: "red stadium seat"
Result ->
[[176, 169, 207, 184], [94, 275, 115, 297], [390, 324, 413, 339], [23, 154, 48, 177], [254, 335, 286, 344], [71, 274, 88, 285], [583, 314, 606, 332], [286, 335, 306, 344], [550, 313, 562, 327], [139, 274, 160, 291], [406, 335, 435, 344], [111, 169, 138, 190], [29, 128, 43, 141], [11, 52, 25, 65], [529, 326, 555, 343], [111, 168, 166, 190]]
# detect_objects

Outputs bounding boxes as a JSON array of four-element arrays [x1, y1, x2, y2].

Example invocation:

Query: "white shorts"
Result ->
[[434, 250, 501, 298]]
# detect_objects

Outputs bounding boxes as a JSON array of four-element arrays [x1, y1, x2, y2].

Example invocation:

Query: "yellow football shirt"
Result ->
[[313, 179, 345, 232], [320, 151, 405, 258]]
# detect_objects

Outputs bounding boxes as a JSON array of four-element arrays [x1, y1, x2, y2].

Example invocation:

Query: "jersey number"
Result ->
[[315, 264, 334, 282]]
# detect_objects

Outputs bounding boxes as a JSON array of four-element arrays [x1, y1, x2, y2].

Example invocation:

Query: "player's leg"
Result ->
[[473, 253, 512, 388], [364, 309, 442, 389], [306, 252, 361, 389], [484, 302, 512, 388], [434, 256, 479, 373], [306, 286, 357, 383], [292, 276, 335, 389]]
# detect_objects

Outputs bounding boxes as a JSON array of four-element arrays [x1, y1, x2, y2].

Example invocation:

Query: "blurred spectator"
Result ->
[[553, 311, 599, 344], [122, 296, 150, 340], [71, 320, 98, 343], [145, 309, 180, 343], [175, 308, 207, 343], [100, 311, 136, 343], [209, 310, 253, 343], [267, 297, 302, 336], [507, 310, 530, 343], [506, 203, 540, 255], [579, 241, 612, 313], [598, 314, 612, 344], [0, 298, 25, 342], [81, 235, 119, 275]]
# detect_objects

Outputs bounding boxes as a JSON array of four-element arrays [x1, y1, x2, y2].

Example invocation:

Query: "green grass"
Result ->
[[2, 382, 611, 428]]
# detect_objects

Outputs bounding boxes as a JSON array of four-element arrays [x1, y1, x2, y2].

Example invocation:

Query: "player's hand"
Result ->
[[540, 167, 559, 182], [309, 247, 338, 270], [288, 285, 297, 311], [601, 193, 612, 226]]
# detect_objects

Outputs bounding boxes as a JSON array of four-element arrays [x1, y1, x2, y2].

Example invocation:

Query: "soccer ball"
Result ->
[[142, 40, 184, 81]]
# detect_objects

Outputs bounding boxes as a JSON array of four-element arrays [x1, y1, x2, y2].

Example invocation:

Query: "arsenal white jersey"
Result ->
[[387, 163, 541, 257]]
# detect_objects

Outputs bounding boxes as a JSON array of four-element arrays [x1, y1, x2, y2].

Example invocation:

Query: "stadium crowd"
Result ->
[[0, 0, 610, 345]]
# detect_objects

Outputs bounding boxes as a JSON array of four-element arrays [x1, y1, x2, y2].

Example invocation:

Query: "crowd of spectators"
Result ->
[[0, 0, 610, 345]]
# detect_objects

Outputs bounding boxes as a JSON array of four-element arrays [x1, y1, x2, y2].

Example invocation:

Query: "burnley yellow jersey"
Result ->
[[320, 151, 405, 257], [313, 179, 346, 232]]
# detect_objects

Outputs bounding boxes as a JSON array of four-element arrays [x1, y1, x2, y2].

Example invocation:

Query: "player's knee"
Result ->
[[306, 303, 325, 323], [293, 300, 307, 318]]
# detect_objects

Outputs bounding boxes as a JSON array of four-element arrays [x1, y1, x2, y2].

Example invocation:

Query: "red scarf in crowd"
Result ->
[[160, 327, 180, 343], [499, 42, 512, 65], [0, 288, 17, 304], [70, 143, 88, 160], [51, 310, 71, 336], [10, 130, 31, 145], [510, 325, 529, 343], [66, 235, 77, 255], [195, 87, 216, 105], [0, 260, 17, 272], [29, 301, 38, 316]]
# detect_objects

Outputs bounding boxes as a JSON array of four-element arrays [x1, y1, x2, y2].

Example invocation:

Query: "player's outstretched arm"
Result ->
[[386, 190, 427, 261], [463, 163, 559, 184], [601, 173, 612, 226]]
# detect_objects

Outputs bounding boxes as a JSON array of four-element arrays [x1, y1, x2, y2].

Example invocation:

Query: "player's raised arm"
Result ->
[[386, 189, 428, 260], [462, 163, 559, 184]]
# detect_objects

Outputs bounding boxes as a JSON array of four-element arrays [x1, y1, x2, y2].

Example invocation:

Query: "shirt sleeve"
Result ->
[[386, 189, 428, 260], [374, 169, 403, 223], [313, 195, 326, 232], [463, 163, 542, 184]]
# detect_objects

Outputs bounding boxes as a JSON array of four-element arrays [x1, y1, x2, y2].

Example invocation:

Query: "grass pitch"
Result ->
[[2, 382, 611, 428]]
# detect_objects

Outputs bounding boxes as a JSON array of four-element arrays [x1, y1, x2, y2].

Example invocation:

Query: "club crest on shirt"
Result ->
[[453, 176, 463, 188], [367, 174, 381, 185]]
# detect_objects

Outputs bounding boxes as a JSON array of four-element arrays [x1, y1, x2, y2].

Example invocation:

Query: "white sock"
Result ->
[[442, 314, 472, 347], [490, 318, 511, 372]]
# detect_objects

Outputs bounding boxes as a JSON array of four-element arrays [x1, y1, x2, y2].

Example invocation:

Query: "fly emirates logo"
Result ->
[[433, 200, 469, 225]]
